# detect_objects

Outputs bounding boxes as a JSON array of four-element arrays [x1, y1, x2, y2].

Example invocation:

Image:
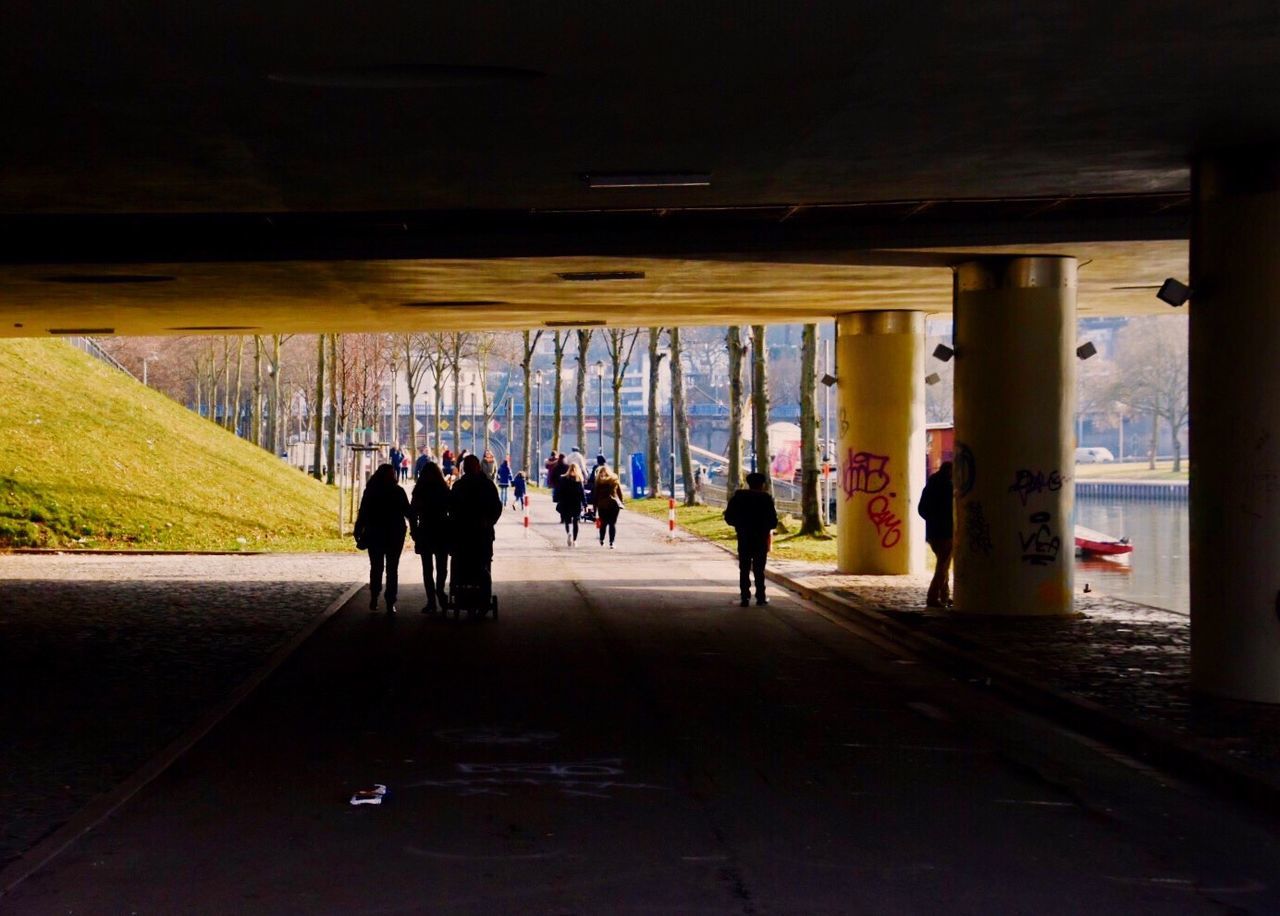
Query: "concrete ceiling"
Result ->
[[1, 1, 1269, 334]]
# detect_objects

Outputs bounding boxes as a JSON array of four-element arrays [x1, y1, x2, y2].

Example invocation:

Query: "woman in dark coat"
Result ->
[[353, 463, 414, 614], [553, 463, 585, 547], [917, 461, 954, 608], [590, 465, 625, 548], [410, 461, 451, 613]]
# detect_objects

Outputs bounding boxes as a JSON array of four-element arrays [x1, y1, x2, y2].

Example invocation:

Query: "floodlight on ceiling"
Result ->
[[584, 172, 711, 189], [820, 373, 838, 387], [925, 372, 941, 386], [556, 271, 646, 282], [1156, 278, 1193, 307], [545, 319, 607, 328], [932, 343, 954, 362], [1076, 341, 1098, 360], [48, 327, 114, 335]]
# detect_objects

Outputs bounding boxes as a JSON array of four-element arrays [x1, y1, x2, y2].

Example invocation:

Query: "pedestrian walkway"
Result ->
[[5, 498, 1280, 912]]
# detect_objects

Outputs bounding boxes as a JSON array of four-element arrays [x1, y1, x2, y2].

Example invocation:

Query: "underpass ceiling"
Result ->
[[0, 242, 1187, 338]]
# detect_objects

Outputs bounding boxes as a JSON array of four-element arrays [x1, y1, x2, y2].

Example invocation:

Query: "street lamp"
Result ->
[[535, 370, 543, 477], [595, 359, 605, 456]]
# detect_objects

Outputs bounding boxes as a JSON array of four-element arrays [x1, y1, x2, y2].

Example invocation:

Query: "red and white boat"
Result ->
[[1074, 525, 1133, 558]]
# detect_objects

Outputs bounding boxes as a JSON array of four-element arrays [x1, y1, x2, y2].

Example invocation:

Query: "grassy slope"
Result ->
[[628, 496, 838, 564], [0, 340, 351, 551]]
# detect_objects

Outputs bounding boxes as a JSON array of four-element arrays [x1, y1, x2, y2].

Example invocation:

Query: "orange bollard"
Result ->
[[668, 497, 676, 540]]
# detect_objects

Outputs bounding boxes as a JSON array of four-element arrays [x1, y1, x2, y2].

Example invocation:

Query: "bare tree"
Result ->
[[604, 328, 642, 471], [520, 330, 544, 473], [574, 329, 593, 455], [750, 325, 772, 493], [250, 335, 264, 446], [646, 328, 665, 497], [312, 334, 325, 480], [551, 331, 568, 455], [230, 337, 245, 434], [669, 328, 700, 506], [798, 324, 823, 534], [726, 326, 747, 498], [1112, 317, 1189, 471], [326, 334, 338, 485], [401, 333, 432, 453], [420, 332, 453, 456]]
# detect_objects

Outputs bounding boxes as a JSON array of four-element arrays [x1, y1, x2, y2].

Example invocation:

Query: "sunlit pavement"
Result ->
[[6, 494, 1280, 914]]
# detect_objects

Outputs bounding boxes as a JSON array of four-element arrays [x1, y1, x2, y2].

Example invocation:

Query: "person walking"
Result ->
[[554, 463, 585, 547], [496, 457, 513, 507], [353, 463, 414, 614], [448, 454, 504, 598], [591, 464, 625, 548], [414, 445, 432, 480], [724, 471, 779, 607], [410, 461, 451, 613], [918, 460, 954, 608], [549, 452, 570, 498], [481, 449, 497, 481], [389, 444, 404, 481], [441, 448, 455, 478], [512, 470, 527, 515]]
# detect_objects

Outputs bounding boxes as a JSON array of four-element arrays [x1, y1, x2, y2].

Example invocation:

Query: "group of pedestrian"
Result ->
[[354, 451, 504, 615], [546, 447, 625, 548]]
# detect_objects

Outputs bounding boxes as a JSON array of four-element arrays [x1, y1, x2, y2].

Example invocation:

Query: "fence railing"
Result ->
[[65, 336, 136, 379]]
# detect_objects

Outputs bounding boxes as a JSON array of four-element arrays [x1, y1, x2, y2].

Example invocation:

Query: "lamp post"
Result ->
[[142, 353, 159, 387], [670, 358, 677, 500], [535, 370, 543, 478], [595, 359, 605, 456], [470, 388, 477, 453]]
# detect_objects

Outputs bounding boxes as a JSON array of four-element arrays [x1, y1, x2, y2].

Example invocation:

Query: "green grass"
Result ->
[[1073, 460, 1189, 481], [628, 496, 839, 564], [0, 339, 352, 551]]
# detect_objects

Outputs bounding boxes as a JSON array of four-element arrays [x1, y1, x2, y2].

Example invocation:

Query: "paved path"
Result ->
[[6, 499, 1280, 913]]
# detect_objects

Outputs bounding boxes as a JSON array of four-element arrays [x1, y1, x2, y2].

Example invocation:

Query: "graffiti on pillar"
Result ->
[[954, 442, 976, 498], [1008, 469, 1067, 507], [1018, 511, 1061, 565], [841, 450, 891, 500], [963, 502, 993, 556], [867, 494, 903, 548]]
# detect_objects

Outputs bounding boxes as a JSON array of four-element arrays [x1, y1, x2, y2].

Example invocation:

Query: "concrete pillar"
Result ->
[[1190, 150, 1280, 703], [835, 311, 925, 575], [952, 257, 1076, 615]]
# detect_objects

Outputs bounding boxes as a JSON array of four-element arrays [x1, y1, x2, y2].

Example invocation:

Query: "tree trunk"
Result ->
[[726, 325, 746, 499], [404, 340, 417, 453], [521, 331, 534, 473], [251, 336, 263, 448], [451, 358, 463, 453], [574, 330, 591, 454], [552, 332, 565, 455], [750, 325, 772, 493], [612, 380, 624, 472], [221, 337, 231, 429], [326, 334, 338, 486], [433, 371, 443, 457], [480, 351, 492, 454], [232, 338, 245, 436], [269, 334, 282, 455], [669, 328, 700, 506], [799, 324, 823, 534], [312, 334, 325, 480], [1149, 400, 1159, 471], [646, 328, 664, 498]]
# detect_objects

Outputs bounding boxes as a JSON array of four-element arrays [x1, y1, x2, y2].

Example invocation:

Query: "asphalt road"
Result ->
[[7, 496, 1280, 914]]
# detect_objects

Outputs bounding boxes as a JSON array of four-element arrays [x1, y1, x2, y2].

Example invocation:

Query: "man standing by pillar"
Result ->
[[725, 472, 779, 607], [918, 461, 954, 608]]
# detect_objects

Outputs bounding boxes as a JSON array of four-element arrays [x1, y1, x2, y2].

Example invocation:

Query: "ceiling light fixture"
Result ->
[[40, 274, 176, 284], [584, 172, 711, 189], [401, 300, 507, 308], [556, 271, 645, 282], [49, 327, 114, 335], [267, 65, 544, 89], [1076, 341, 1098, 360], [932, 344, 954, 362], [545, 319, 607, 328], [1156, 278, 1193, 307]]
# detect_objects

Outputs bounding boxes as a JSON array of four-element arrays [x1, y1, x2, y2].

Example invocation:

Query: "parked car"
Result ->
[[1074, 447, 1116, 464]]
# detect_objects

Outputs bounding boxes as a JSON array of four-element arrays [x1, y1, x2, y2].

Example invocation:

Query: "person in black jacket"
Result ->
[[410, 461, 450, 613], [354, 463, 414, 614], [724, 472, 779, 607], [448, 454, 504, 594], [918, 461, 954, 608], [553, 464, 586, 547]]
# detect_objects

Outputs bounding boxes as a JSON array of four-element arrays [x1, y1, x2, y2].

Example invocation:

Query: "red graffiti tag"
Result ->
[[842, 451, 891, 501], [867, 494, 903, 548]]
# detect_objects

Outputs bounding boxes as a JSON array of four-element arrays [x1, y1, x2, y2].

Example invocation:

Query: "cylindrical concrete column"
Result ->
[[1190, 150, 1280, 703], [952, 257, 1076, 615], [835, 311, 925, 575]]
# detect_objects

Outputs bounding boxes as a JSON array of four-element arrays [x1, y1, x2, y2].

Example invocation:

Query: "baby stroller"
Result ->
[[448, 545, 498, 620]]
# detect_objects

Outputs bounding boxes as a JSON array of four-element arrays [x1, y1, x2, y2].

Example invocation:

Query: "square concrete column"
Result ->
[[1190, 150, 1280, 703], [835, 311, 925, 575], [952, 257, 1077, 615]]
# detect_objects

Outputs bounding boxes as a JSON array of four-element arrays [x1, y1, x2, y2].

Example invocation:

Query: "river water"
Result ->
[[1075, 498, 1189, 615]]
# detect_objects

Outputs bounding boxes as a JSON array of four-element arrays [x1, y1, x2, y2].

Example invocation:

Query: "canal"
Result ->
[[1075, 498, 1189, 615]]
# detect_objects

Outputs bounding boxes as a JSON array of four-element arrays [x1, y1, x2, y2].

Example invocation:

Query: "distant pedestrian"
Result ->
[[497, 457, 513, 506], [481, 449, 497, 481], [441, 448, 455, 477], [512, 470, 527, 512], [414, 445, 432, 480], [567, 447, 589, 481], [544, 454, 558, 488], [549, 453, 570, 497], [918, 460, 954, 608], [724, 471, 779, 607], [591, 465, 625, 548], [400, 453, 411, 481], [354, 463, 414, 614], [389, 444, 404, 480], [554, 464, 585, 547], [410, 461, 450, 613]]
